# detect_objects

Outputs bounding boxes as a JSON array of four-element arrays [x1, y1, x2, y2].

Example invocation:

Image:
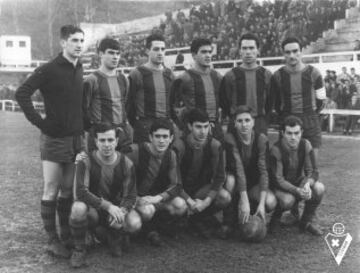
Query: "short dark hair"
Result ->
[[145, 34, 165, 49], [282, 115, 303, 131], [93, 123, 119, 138], [281, 36, 302, 50], [233, 105, 254, 118], [190, 38, 212, 54], [60, 25, 84, 40], [187, 108, 209, 124], [98, 38, 120, 53], [239, 33, 260, 49], [149, 118, 174, 136]]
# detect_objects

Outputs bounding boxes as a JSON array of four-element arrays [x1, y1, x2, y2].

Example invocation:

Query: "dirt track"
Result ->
[[0, 112, 359, 273]]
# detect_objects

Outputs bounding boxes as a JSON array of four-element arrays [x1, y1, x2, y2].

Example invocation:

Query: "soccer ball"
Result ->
[[240, 215, 267, 242]]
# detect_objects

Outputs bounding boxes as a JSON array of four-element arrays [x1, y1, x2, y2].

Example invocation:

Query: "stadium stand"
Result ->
[[84, 0, 351, 68]]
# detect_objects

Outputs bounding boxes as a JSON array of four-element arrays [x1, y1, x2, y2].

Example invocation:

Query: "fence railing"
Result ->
[[0, 100, 44, 113], [1, 100, 359, 133]]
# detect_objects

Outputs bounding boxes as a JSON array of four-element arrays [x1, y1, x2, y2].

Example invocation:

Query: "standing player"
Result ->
[[220, 33, 272, 135], [16, 25, 85, 258], [70, 123, 140, 268], [269, 116, 325, 236], [173, 109, 231, 238], [272, 37, 326, 163], [220, 106, 276, 239], [126, 118, 186, 246], [83, 38, 132, 151], [126, 34, 175, 143], [170, 38, 223, 141]]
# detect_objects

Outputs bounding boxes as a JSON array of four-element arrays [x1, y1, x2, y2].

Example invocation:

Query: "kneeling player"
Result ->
[[221, 106, 276, 241], [269, 116, 325, 236], [173, 109, 231, 238], [69, 123, 141, 268], [126, 118, 187, 246]]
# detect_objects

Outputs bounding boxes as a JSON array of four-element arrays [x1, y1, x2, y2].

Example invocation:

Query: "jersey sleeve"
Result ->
[[224, 133, 247, 193], [75, 159, 112, 211], [82, 74, 97, 130], [208, 139, 226, 200], [219, 70, 236, 118], [126, 69, 141, 126], [169, 73, 189, 129], [15, 66, 47, 130], [257, 133, 269, 192], [118, 156, 137, 212], [159, 150, 182, 201], [270, 71, 282, 116], [303, 139, 319, 182]]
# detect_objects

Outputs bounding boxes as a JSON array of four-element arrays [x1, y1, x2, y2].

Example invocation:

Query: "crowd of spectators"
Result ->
[[322, 66, 360, 134], [0, 83, 18, 101], [104, 0, 352, 67]]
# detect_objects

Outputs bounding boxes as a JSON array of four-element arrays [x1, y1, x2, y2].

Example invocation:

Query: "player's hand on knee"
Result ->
[[107, 204, 124, 224], [186, 198, 197, 215], [302, 182, 312, 200], [297, 187, 310, 200]]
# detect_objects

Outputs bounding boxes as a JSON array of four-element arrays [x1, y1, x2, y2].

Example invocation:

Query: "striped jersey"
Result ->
[[272, 65, 325, 115], [269, 138, 319, 194], [75, 151, 137, 212], [83, 70, 128, 128], [224, 131, 269, 192], [126, 65, 174, 124], [170, 68, 222, 122], [220, 66, 272, 118], [125, 143, 181, 201]]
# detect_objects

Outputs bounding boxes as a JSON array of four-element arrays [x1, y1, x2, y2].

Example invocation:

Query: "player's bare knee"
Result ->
[[137, 204, 155, 221], [279, 194, 296, 210], [312, 181, 325, 200], [87, 207, 99, 227], [70, 201, 87, 221], [215, 189, 231, 208], [170, 197, 187, 216], [225, 174, 236, 193], [265, 191, 277, 212], [42, 183, 59, 200], [124, 210, 142, 233]]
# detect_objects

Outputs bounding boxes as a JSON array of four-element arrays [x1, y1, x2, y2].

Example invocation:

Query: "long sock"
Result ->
[[41, 200, 57, 241], [57, 197, 72, 241], [70, 217, 88, 250], [222, 196, 238, 228], [301, 199, 321, 224]]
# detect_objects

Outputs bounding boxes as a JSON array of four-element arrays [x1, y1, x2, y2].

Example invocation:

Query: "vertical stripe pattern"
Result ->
[[273, 65, 324, 115]]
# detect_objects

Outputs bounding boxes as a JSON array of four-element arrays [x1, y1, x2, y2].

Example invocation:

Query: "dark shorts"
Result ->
[[282, 114, 322, 148], [87, 123, 133, 152], [40, 133, 83, 163], [297, 114, 322, 148]]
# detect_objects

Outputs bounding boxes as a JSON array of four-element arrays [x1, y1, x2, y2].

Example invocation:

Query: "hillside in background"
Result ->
[[0, 0, 190, 60]]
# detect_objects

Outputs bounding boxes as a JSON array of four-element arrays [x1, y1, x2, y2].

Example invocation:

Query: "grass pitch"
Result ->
[[0, 112, 359, 273]]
